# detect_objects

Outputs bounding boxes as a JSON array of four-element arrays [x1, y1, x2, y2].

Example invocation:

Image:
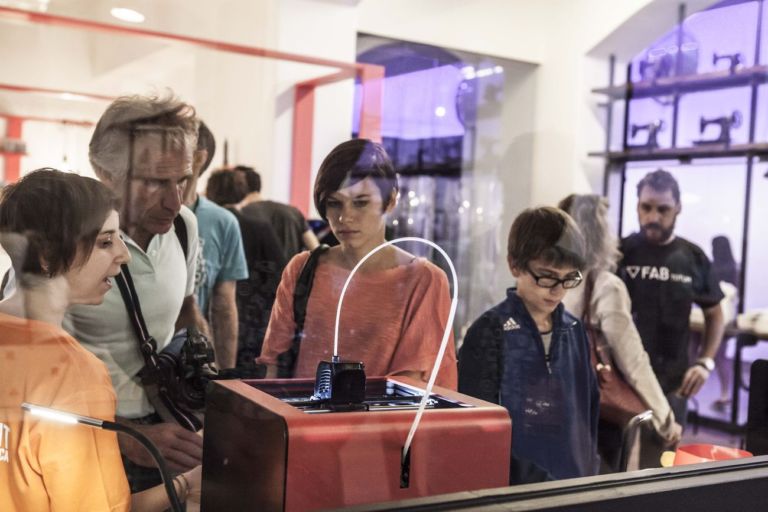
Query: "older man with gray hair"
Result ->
[[64, 93, 207, 491]]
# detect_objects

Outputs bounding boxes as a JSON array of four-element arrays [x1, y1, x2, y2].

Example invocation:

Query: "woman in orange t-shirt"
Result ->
[[258, 140, 457, 389], [0, 169, 199, 511]]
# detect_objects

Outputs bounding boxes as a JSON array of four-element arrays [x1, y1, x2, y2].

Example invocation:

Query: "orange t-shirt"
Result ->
[[258, 253, 458, 389], [0, 312, 130, 512]]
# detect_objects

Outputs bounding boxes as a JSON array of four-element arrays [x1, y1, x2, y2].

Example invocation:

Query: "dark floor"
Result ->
[[682, 420, 745, 450], [682, 341, 766, 450]]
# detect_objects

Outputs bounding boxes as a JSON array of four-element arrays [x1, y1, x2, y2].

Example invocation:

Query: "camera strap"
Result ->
[[115, 214, 189, 379], [115, 264, 202, 431], [115, 264, 161, 377]]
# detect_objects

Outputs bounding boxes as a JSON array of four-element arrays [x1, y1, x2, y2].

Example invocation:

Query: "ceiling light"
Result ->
[[58, 92, 90, 102], [1, 1, 50, 13], [110, 7, 145, 23]]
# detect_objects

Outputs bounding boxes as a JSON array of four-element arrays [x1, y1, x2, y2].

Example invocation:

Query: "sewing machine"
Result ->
[[628, 120, 665, 150], [713, 52, 742, 74], [693, 111, 742, 146]]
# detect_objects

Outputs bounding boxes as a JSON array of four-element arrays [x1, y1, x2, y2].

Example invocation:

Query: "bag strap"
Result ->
[[289, 244, 330, 358], [174, 214, 189, 261], [0, 268, 9, 301], [293, 245, 330, 333], [582, 270, 595, 329], [581, 270, 608, 366]]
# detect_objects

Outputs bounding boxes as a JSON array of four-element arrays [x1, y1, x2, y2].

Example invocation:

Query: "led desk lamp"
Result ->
[[21, 402, 184, 512]]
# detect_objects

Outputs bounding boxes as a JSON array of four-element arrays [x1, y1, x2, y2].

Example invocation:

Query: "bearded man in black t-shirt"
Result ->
[[619, 169, 725, 466]]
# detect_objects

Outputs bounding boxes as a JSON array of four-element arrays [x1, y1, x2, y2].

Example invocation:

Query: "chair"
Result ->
[[618, 410, 654, 472], [746, 359, 768, 455]]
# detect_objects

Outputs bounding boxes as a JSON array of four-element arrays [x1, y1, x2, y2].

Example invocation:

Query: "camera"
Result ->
[[158, 326, 219, 411]]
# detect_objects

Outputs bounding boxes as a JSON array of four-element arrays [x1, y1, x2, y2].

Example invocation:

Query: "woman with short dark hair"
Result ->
[[0, 169, 199, 511], [257, 139, 457, 388]]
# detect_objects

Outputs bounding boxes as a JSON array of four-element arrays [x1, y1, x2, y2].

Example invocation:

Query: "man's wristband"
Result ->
[[695, 357, 715, 372]]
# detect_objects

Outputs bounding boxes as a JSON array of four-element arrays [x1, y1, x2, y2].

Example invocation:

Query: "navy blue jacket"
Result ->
[[459, 289, 599, 482]]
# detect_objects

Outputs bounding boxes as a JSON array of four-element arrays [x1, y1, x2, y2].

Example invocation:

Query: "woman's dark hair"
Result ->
[[0, 168, 118, 278], [206, 169, 246, 206], [507, 206, 586, 271], [712, 235, 736, 266], [233, 165, 261, 193], [711, 235, 738, 287], [313, 139, 398, 220]]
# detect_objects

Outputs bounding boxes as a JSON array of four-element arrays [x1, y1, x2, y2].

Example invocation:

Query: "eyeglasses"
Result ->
[[526, 267, 583, 289]]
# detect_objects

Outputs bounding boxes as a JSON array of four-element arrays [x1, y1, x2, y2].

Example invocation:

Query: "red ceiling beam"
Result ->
[[0, 114, 94, 183], [0, 82, 114, 102], [0, 6, 364, 73], [0, 113, 95, 127], [357, 64, 385, 143], [289, 66, 385, 215], [2, 117, 23, 183], [291, 83, 316, 217], [0, 5, 384, 214]]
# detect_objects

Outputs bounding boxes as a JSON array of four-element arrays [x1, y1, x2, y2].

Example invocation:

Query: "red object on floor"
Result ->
[[201, 377, 511, 512], [673, 443, 753, 466]]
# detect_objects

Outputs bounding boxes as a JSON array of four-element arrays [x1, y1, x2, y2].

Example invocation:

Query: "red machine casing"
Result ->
[[201, 377, 511, 511]]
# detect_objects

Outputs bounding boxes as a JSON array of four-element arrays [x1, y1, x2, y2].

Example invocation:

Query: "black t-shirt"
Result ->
[[619, 233, 724, 392], [241, 200, 310, 261], [227, 208, 287, 366]]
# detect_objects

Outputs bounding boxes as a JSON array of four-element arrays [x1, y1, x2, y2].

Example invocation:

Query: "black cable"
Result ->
[[101, 420, 185, 512]]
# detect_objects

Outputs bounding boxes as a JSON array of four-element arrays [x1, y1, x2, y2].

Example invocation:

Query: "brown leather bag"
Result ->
[[583, 272, 648, 426]]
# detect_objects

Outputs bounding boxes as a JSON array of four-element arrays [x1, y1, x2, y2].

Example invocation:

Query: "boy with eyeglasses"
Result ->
[[459, 207, 599, 483]]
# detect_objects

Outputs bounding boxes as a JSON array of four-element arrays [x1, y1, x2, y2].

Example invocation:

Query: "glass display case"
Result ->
[[592, 0, 768, 429]]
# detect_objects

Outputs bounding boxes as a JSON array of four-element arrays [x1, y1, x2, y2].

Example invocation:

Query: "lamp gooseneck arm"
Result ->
[[332, 237, 458, 488], [101, 420, 185, 512]]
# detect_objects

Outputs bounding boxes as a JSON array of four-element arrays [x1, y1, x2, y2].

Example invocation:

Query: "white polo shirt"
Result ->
[[63, 206, 198, 418]]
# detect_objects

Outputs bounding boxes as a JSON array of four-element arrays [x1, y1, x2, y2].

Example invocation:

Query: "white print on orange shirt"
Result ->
[[0, 422, 10, 463]]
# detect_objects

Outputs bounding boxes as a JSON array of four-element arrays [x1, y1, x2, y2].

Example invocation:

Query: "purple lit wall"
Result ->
[[620, 0, 768, 314], [629, 1, 760, 84], [352, 64, 471, 140], [627, 1, 765, 147]]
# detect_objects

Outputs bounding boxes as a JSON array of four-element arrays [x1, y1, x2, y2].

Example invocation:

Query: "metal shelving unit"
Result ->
[[592, 0, 766, 430]]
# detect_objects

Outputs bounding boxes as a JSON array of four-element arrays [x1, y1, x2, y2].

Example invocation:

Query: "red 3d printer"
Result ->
[[201, 375, 511, 511]]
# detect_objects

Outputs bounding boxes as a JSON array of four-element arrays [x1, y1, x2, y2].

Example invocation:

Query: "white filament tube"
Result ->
[[332, 237, 458, 463]]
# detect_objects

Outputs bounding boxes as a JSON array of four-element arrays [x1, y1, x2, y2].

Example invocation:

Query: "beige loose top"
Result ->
[[563, 270, 677, 438]]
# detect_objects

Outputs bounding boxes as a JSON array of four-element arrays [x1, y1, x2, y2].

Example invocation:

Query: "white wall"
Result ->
[[355, 0, 656, 206], [272, 0, 359, 212], [0, 0, 707, 204]]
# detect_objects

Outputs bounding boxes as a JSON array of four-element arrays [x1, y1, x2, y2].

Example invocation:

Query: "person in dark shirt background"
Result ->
[[708, 235, 739, 412], [618, 169, 725, 468], [233, 165, 320, 261], [206, 168, 286, 368]]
